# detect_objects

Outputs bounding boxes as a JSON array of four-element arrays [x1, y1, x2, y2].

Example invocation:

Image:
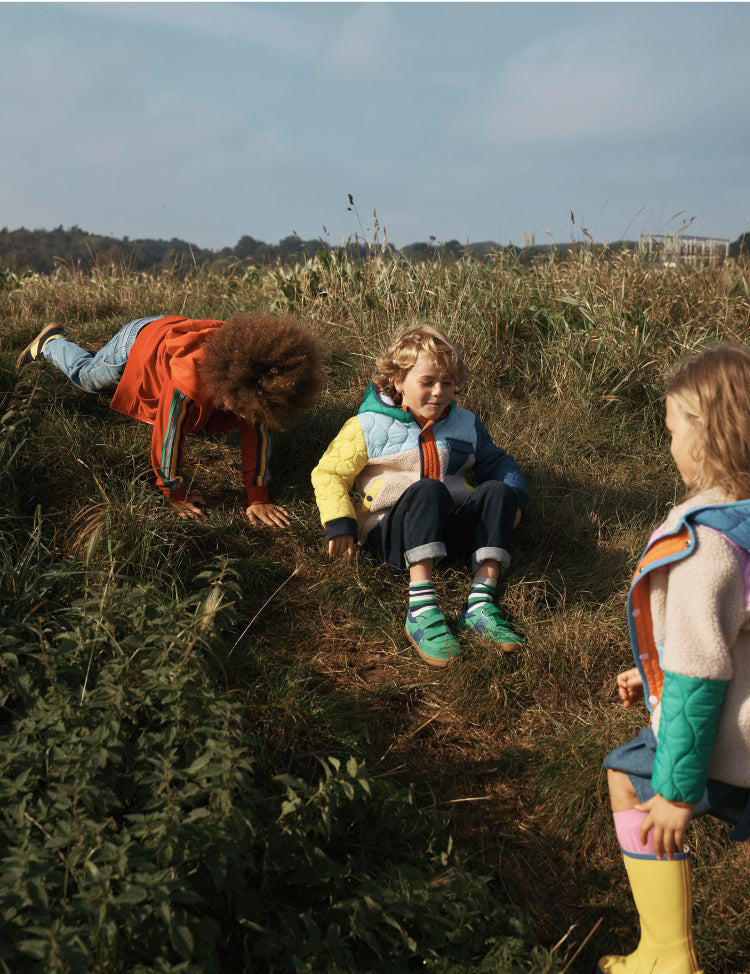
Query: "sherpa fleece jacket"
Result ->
[[628, 488, 750, 802], [311, 382, 529, 543], [110, 316, 272, 505]]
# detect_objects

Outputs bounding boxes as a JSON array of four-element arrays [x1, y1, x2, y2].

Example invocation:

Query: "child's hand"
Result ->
[[328, 535, 356, 564], [636, 794, 695, 860], [168, 493, 208, 520], [617, 668, 644, 708], [246, 503, 291, 529]]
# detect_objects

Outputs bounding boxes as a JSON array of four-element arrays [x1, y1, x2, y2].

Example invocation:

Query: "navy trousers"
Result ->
[[364, 479, 519, 572]]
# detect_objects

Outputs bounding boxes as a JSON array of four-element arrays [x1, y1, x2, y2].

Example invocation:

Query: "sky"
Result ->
[[2, 1, 749, 251]]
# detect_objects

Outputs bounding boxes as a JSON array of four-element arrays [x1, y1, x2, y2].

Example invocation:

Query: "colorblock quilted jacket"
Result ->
[[628, 489, 750, 802], [311, 382, 529, 542]]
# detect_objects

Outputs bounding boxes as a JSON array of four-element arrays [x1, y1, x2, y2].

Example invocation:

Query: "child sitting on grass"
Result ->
[[17, 313, 323, 527], [311, 324, 529, 667], [598, 345, 750, 974]]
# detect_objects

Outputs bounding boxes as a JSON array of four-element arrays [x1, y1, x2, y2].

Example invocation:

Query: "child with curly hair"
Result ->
[[311, 324, 529, 667], [17, 313, 323, 526], [598, 345, 750, 974]]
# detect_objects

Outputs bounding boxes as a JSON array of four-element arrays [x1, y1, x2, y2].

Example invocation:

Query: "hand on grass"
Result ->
[[168, 493, 208, 520], [636, 793, 694, 860], [246, 503, 291, 529], [328, 535, 356, 564], [617, 668, 644, 708]]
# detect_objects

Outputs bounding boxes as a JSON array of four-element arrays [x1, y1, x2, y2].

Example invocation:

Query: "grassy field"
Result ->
[[2, 246, 750, 973]]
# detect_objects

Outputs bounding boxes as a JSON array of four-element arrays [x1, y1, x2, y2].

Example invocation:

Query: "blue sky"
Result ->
[[2, 2, 749, 250]]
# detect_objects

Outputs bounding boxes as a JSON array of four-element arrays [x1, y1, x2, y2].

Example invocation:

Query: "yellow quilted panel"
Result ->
[[311, 417, 368, 526]]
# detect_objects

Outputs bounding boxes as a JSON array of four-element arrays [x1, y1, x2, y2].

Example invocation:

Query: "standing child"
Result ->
[[311, 324, 529, 667], [598, 345, 750, 974], [16, 313, 323, 526]]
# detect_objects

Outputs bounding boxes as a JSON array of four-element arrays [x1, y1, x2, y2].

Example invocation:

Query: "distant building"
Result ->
[[522, 233, 535, 249], [638, 232, 730, 264]]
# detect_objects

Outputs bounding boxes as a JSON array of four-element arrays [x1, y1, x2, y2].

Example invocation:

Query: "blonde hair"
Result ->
[[373, 325, 465, 403], [667, 344, 750, 500]]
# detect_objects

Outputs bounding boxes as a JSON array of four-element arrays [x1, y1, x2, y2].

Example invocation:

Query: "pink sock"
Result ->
[[613, 809, 657, 856]]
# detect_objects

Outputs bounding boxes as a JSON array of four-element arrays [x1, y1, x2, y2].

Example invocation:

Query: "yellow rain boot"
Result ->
[[597, 853, 702, 973]]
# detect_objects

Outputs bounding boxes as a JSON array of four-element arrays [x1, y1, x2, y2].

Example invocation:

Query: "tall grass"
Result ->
[[2, 246, 750, 972]]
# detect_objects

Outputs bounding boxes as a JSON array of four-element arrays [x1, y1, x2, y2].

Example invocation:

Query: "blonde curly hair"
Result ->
[[372, 324, 465, 404], [667, 344, 750, 500]]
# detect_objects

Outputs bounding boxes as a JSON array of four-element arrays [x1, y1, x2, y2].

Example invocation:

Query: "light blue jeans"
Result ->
[[42, 316, 163, 393]]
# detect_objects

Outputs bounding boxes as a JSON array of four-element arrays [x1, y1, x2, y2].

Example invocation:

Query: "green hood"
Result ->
[[357, 382, 455, 422]]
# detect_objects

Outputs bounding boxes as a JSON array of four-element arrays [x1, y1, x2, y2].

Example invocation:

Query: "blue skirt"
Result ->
[[604, 727, 750, 842]]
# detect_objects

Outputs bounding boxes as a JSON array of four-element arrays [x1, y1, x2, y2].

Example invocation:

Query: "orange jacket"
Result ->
[[110, 316, 272, 505]]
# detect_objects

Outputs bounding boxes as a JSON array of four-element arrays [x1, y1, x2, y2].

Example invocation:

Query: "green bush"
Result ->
[[0, 570, 554, 973], [0, 462, 553, 974]]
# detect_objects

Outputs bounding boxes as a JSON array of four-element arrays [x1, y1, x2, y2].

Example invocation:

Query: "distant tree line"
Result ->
[[1, 225, 748, 277]]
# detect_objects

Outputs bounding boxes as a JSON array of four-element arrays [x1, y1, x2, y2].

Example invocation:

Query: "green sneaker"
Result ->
[[405, 608, 460, 668], [16, 322, 67, 370], [458, 602, 522, 653]]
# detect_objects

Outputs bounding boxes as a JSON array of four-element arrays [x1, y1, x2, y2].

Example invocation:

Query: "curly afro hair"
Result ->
[[200, 312, 324, 428]]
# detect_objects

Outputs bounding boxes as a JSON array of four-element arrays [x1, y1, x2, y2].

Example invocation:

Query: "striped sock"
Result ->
[[408, 581, 438, 617], [465, 577, 497, 615]]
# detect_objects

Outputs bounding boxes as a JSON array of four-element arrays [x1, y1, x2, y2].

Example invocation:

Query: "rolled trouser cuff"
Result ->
[[405, 542, 447, 567], [471, 546, 511, 573]]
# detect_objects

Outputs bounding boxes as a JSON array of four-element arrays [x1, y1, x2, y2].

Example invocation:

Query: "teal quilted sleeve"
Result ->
[[652, 670, 728, 804]]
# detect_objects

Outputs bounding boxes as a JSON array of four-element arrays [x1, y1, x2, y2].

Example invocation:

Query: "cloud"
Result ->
[[0, 33, 89, 137], [313, 4, 403, 77], [469, 8, 750, 150], [69, 1, 407, 78], [69, 1, 313, 57], [479, 34, 662, 146]]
